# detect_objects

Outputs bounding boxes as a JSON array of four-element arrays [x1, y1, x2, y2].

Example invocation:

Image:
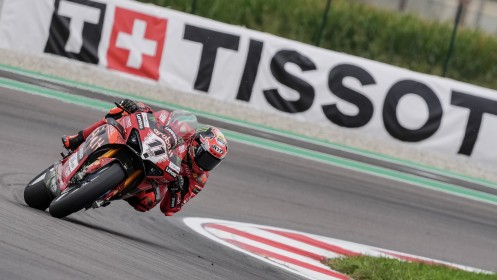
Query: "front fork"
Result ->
[[89, 147, 144, 208], [92, 168, 142, 208]]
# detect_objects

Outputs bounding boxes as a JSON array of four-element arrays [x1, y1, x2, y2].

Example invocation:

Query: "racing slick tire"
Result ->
[[24, 166, 55, 211], [48, 163, 126, 218]]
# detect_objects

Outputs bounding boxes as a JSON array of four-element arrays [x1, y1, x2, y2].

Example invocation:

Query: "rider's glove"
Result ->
[[119, 99, 139, 113], [165, 176, 186, 216], [105, 99, 139, 120], [168, 176, 184, 193]]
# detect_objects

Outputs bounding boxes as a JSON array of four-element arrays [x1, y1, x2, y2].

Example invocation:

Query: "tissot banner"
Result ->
[[1, 0, 497, 164]]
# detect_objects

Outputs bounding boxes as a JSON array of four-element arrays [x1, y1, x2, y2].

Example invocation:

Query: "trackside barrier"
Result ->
[[1, 0, 497, 165]]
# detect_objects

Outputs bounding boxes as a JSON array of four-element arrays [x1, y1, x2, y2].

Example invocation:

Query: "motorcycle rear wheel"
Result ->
[[24, 166, 55, 211], [48, 163, 126, 218]]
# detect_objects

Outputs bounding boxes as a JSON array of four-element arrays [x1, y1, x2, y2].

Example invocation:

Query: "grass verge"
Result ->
[[325, 256, 497, 280]]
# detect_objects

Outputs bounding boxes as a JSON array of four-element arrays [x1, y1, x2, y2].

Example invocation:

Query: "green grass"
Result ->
[[138, 0, 497, 90], [326, 256, 497, 280]]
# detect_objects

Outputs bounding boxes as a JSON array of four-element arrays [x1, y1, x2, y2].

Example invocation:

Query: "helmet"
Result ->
[[189, 126, 228, 173]]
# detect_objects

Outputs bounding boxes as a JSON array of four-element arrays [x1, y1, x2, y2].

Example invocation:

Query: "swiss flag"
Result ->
[[107, 7, 167, 80]]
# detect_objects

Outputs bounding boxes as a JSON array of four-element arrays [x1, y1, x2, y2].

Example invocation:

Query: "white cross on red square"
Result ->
[[107, 7, 167, 80]]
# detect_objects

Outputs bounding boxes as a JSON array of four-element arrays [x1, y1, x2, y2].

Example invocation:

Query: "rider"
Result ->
[[62, 99, 228, 216]]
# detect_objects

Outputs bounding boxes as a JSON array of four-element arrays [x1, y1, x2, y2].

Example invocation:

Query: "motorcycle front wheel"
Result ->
[[48, 163, 126, 218]]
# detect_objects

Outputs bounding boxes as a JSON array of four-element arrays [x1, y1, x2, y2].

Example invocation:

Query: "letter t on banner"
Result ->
[[44, 0, 107, 64], [58, 0, 100, 53]]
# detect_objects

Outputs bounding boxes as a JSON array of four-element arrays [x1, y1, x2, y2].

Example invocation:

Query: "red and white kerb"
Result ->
[[184, 218, 487, 280]]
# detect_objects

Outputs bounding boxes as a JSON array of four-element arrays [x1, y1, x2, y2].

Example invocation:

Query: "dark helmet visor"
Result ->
[[195, 146, 222, 171]]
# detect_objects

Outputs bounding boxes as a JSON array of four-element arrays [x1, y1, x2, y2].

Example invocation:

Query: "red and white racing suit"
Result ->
[[76, 102, 208, 216]]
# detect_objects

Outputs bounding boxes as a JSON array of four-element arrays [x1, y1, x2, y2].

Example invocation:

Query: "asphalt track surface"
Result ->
[[1, 87, 497, 280], [2, 68, 495, 195]]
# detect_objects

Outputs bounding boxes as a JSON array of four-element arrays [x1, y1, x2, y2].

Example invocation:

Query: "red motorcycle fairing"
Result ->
[[122, 112, 182, 177], [51, 112, 181, 198], [54, 123, 126, 194]]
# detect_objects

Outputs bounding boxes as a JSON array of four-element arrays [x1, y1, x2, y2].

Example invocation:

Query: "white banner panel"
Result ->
[[0, 0, 53, 53], [1, 0, 497, 164]]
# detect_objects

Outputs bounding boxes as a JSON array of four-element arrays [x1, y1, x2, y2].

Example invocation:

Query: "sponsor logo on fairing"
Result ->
[[136, 114, 144, 130], [164, 166, 177, 178], [164, 126, 178, 144], [153, 128, 175, 150], [68, 153, 79, 173], [141, 113, 150, 128], [168, 162, 180, 174]]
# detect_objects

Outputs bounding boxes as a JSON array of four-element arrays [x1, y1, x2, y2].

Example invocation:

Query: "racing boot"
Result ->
[[62, 131, 84, 150], [61, 119, 107, 150]]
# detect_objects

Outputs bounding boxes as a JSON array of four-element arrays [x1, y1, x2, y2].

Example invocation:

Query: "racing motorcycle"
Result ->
[[24, 107, 197, 218]]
